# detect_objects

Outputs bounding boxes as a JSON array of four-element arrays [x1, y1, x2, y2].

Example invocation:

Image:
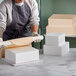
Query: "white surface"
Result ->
[[45, 32, 65, 46], [43, 42, 69, 56], [5, 47, 39, 64]]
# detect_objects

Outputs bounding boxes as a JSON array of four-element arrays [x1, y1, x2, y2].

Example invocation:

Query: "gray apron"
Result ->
[[3, 0, 31, 41]]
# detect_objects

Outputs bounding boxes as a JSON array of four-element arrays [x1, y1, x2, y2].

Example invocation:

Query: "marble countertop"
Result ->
[[0, 48, 76, 76]]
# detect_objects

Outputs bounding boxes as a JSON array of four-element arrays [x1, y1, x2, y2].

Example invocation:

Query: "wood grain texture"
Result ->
[[8, 37, 33, 46]]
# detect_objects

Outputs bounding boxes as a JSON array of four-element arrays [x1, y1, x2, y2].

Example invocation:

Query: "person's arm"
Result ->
[[31, 25, 39, 36], [29, 0, 40, 35], [0, 28, 3, 41], [0, 1, 7, 38], [0, 28, 4, 37]]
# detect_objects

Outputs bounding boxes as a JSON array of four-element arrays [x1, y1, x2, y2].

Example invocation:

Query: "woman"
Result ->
[[0, 0, 40, 42]]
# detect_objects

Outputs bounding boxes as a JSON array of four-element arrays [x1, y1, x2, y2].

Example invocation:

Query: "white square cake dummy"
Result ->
[[48, 14, 76, 27], [5, 46, 39, 65], [43, 42, 69, 56], [45, 32, 65, 46]]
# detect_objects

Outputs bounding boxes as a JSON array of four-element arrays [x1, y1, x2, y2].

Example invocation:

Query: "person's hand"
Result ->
[[0, 38, 3, 42], [32, 32, 41, 43], [0, 38, 3, 48], [0, 38, 5, 49], [0, 38, 5, 58]]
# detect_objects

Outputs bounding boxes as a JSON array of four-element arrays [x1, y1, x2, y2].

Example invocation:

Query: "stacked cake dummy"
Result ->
[[46, 14, 76, 36], [44, 32, 69, 56]]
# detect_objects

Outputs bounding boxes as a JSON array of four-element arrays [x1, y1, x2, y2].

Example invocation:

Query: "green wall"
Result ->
[[41, 0, 53, 28], [53, 0, 76, 14], [0, 0, 2, 3], [37, 0, 53, 34]]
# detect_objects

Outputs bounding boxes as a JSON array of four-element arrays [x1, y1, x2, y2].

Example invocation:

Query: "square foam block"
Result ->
[[43, 42, 69, 56], [46, 26, 76, 36], [45, 32, 65, 46], [5, 47, 39, 64], [48, 14, 76, 27]]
